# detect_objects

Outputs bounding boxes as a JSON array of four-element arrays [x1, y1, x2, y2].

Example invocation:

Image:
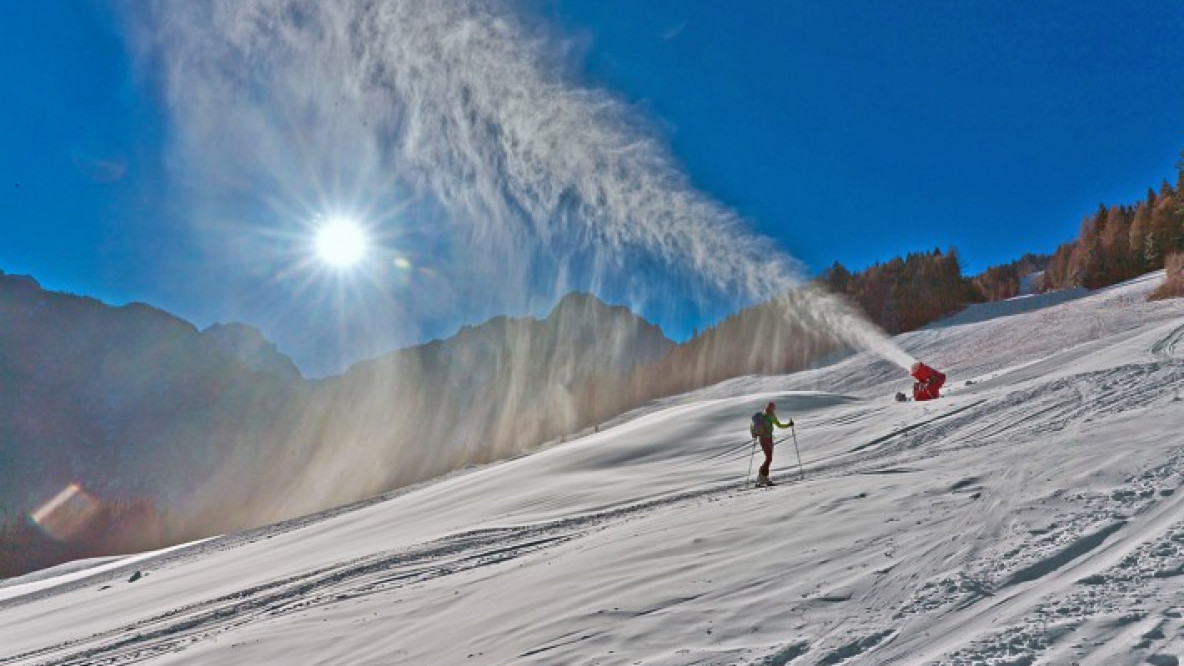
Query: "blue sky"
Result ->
[[541, 0, 1184, 273], [1, 1, 1182, 373], [1, 1, 159, 300]]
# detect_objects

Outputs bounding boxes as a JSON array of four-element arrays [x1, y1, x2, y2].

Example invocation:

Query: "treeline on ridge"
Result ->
[[818, 150, 1184, 334]]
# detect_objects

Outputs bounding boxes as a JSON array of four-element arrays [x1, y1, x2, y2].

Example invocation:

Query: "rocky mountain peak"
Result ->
[[201, 323, 302, 380]]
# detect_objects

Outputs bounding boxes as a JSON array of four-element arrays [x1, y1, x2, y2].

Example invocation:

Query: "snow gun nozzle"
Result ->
[[909, 361, 946, 401]]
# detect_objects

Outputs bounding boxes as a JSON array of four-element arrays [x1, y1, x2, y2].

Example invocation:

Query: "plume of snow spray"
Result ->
[[776, 286, 916, 371], [127, 0, 914, 332], [124, 0, 914, 526]]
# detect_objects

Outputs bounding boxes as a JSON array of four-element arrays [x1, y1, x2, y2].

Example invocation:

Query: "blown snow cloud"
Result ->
[[126, 0, 909, 370]]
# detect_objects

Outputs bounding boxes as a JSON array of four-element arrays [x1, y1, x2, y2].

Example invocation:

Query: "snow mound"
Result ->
[[935, 286, 1090, 328]]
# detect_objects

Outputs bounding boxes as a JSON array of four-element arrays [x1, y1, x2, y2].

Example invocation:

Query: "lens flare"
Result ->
[[30, 483, 103, 542]]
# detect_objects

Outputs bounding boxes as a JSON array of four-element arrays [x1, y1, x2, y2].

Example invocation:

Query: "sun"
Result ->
[[315, 218, 367, 268]]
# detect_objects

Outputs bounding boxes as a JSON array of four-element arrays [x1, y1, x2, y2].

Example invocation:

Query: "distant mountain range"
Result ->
[[1, 267, 878, 578], [0, 272, 674, 576], [0, 271, 311, 575]]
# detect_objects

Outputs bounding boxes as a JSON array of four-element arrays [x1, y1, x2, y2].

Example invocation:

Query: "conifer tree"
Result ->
[[974, 263, 1020, 300], [1129, 202, 1152, 275], [1178, 149, 1184, 194], [822, 261, 852, 295], [1101, 205, 1131, 282], [1175, 152, 1184, 252], [1044, 242, 1077, 291], [1068, 213, 1104, 287], [1151, 194, 1178, 264]]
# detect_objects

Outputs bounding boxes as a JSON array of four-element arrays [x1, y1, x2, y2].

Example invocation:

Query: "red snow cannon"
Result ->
[[910, 361, 946, 401]]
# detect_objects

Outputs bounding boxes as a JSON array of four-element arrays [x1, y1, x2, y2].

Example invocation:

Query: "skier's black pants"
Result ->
[[758, 436, 773, 477]]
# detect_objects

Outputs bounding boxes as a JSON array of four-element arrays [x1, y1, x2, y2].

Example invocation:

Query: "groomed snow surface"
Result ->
[[2, 272, 1183, 665]]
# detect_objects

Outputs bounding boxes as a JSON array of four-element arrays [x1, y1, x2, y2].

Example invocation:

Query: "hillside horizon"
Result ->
[[3, 231, 1181, 580]]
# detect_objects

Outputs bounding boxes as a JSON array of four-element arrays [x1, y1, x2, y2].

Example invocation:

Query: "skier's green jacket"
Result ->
[[760, 411, 792, 437]]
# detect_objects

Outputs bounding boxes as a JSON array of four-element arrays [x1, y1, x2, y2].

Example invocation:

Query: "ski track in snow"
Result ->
[[1151, 322, 1184, 360], [5, 527, 582, 665], [1, 272, 1183, 665]]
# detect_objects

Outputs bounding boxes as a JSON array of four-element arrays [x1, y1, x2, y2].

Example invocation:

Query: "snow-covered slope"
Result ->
[[2, 272, 1183, 666]]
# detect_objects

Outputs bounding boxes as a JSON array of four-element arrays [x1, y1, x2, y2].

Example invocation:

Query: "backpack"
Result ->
[[750, 411, 769, 438]]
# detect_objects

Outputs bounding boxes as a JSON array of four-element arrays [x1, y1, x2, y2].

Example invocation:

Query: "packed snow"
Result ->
[[2, 272, 1183, 665]]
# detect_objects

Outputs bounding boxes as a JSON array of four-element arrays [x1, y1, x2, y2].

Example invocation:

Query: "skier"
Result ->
[[754, 402, 793, 486]]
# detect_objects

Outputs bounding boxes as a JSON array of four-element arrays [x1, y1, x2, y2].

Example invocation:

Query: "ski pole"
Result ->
[[745, 438, 757, 486], [791, 425, 805, 480]]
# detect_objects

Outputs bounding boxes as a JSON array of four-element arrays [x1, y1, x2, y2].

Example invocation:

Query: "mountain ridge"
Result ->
[[0, 274, 674, 577]]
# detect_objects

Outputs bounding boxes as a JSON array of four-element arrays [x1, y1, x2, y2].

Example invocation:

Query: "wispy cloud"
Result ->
[[71, 151, 127, 183], [663, 19, 688, 41]]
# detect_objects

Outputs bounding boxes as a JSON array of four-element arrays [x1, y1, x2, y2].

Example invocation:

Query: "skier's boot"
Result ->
[[756, 473, 772, 487]]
